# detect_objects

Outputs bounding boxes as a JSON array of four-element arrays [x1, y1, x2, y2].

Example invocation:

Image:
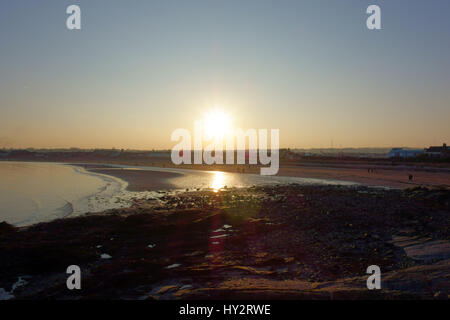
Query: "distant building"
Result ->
[[387, 148, 424, 158], [425, 143, 449, 158]]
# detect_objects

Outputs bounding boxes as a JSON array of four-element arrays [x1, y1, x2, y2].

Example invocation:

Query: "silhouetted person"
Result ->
[[409, 174, 413, 181]]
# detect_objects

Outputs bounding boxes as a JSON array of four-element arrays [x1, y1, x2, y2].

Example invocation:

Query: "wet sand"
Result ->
[[87, 168, 183, 191], [146, 163, 450, 189]]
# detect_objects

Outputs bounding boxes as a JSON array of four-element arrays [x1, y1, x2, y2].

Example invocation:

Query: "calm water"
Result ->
[[0, 162, 129, 226], [0, 161, 356, 227]]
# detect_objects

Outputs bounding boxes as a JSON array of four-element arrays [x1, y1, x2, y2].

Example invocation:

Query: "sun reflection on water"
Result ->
[[211, 171, 226, 192]]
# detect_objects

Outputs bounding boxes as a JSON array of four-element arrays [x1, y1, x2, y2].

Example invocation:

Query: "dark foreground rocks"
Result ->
[[0, 185, 448, 299]]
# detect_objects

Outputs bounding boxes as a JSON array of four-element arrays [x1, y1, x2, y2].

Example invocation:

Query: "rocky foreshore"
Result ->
[[0, 185, 449, 300]]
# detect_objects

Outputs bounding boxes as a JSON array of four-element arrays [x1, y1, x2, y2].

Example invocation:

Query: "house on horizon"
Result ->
[[425, 143, 449, 158]]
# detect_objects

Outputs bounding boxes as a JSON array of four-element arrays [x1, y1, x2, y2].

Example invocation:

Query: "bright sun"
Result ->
[[203, 109, 233, 140]]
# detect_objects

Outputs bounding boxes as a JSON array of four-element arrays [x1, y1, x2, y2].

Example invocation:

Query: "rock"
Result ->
[[0, 221, 16, 235], [232, 266, 275, 276], [404, 241, 450, 262], [156, 285, 178, 295], [433, 291, 446, 299], [180, 284, 193, 290], [0, 288, 14, 300], [392, 235, 450, 262]]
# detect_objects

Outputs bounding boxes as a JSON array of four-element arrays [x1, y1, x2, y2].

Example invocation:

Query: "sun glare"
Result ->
[[211, 171, 226, 192], [203, 109, 233, 140]]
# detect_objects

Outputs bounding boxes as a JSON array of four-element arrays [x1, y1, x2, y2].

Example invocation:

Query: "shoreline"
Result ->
[[0, 184, 448, 299], [64, 164, 133, 217], [3, 159, 450, 190], [82, 162, 450, 191], [0, 162, 133, 227], [151, 162, 450, 189], [2, 160, 447, 229], [75, 164, 183, 192], [53, 160, 450, 190]]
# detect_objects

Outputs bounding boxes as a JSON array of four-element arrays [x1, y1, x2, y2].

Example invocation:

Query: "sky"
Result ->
[[0, 0, 449, 149]]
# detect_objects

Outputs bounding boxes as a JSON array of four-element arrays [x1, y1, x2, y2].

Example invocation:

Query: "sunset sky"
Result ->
[[0, 0, 449, 149]]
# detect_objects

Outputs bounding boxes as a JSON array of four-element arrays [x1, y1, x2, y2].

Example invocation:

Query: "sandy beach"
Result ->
[[276, 165, 450, 189], [80, 162, 450, 191]]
